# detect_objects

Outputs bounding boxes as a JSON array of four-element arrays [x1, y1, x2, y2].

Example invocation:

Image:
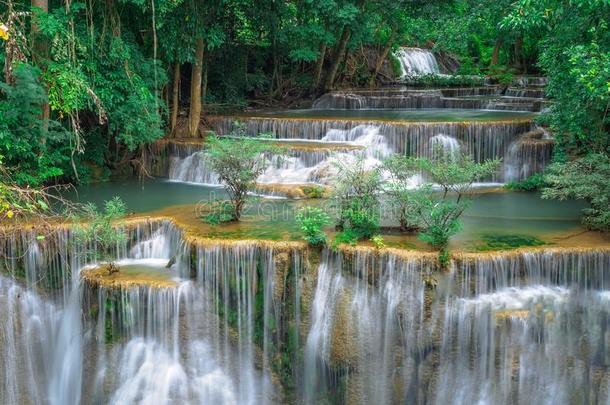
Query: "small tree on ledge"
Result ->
[[205, 126, 281, 222], [73, 196, 128, 273]]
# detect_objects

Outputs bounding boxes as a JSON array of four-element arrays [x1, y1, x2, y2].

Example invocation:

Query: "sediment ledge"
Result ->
[[81, 261, 179, 289]]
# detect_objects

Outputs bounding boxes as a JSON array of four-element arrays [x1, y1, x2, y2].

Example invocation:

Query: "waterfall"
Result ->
[[164, 126, 395, 187], [304, 254, 345, 403], [504, 129, 554, 181], [1, 221, 610, 404], [395, 47, 440, 76], [169, 151, 220, 185], [430, 134, 461, 160], [159, 117, 535, 186], [209, 117, 532, 164]]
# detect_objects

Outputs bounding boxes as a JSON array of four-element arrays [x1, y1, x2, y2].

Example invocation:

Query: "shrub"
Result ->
[[205, 124, 282, 221], [301, 185, 325, 199], [295, 207, 331, 246], [504, 173, 546, 191], [416, 149, 501, 250], [73, 196, 128, 271], [203, 200, 235, 225], [542, 154, 610, 231], [371, 235, 386, 249], [331, 157, 382, 241]]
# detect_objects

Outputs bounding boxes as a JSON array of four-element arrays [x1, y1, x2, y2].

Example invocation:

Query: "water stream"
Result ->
[[1, 221, 608, 404]]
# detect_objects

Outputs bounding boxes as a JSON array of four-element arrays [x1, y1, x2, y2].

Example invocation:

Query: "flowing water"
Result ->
[[2, 220, 609, 404], [158, 111, 535, 186], [0, 222, 285, 404], [395, 47, 440, 76]]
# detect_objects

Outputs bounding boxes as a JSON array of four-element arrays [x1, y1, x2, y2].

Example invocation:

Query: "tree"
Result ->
[[331, 156, 382, 242], [73, 197, 128, 273], [204, 127, 279, 221], [417, 149, 500, 249], [383, 155, 421, 231], [0, 64, 69, 186]]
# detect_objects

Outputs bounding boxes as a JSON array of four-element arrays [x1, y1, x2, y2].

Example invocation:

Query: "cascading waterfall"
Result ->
[[433, 250, 610, 405], [430, 134, 461, 160], [301, 248, 610, 404], [395, 47, 440, 76], [208, 116, 532, 165], [2, 220, 610, 404], [159, 116, 539, 185], [504, 129, 554, 181], [0, 221, 300, 404], [164, 126, 395, 186]]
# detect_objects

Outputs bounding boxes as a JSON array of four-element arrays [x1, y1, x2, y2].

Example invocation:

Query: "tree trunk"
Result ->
[[322, 26, 351, 92], [188, 38, 205, 138], [170, 62, 180, 134], [312, 43, 327, 90], [490, 37, 502, 67], [202, 58, 208, 109], [514, 36, 524, 72], [368, 30, 396, 87]]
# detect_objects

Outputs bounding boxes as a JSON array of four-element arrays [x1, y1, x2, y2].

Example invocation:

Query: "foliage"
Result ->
[[503, 0, 610, 157], [0, 156, 80, 223], [403, 74, 484, 88], [331, 157, 382, 241], [332, 229, 360, 249], [542, 154, 610, 231], [475, 234, 545, 251], [406, 149, 500, 250], [301, 185, 325, 199], [295, 207, 331, 246], [383, 155, 421, 232], [0, 64, 69, 186], [371, 234, 386, 249], [504, 173, 546, 191], [202, 200, 235, 225], [73, 197, 128, 263], [438, 248, 451, 269], [205, 126, 280, 221]]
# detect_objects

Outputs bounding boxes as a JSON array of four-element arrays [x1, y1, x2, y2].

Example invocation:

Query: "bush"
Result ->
[[301, 185, 325, 199], [542, 154, 610, 231], [504, 173, 547, 191], [371, 235, 386, 249], [73, 196, 128, 267], [332, 157, 382, 241], [205, 124, 282, 221], [295, 207, 331, 246], [203, 200, 235, 225], [416, 149, 500, 250]]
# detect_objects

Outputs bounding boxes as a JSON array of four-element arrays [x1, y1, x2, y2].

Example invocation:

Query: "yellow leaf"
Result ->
[[6, 210, 14, 219], [0, 23, 9, 41]]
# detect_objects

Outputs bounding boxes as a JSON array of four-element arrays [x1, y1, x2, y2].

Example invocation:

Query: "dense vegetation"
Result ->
[[0, 0, 609, 229]]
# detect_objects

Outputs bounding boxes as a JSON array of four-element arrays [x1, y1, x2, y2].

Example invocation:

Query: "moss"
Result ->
[[388, 52, 402, 78], [475, 234, 546, 251], [504, 173, 547, 191], [301, 185, 326, 199]]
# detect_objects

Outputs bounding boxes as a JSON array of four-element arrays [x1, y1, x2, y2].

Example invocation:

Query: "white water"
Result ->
[[395, 47, 440, 76], [430, 134, 460, 160], [169, 125, 395, 187]]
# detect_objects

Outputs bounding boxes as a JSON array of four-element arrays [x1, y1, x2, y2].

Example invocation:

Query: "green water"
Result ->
[[65, 179, 227, 213], [68, 179, 587, 243], [249, 108, 536, 122]]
